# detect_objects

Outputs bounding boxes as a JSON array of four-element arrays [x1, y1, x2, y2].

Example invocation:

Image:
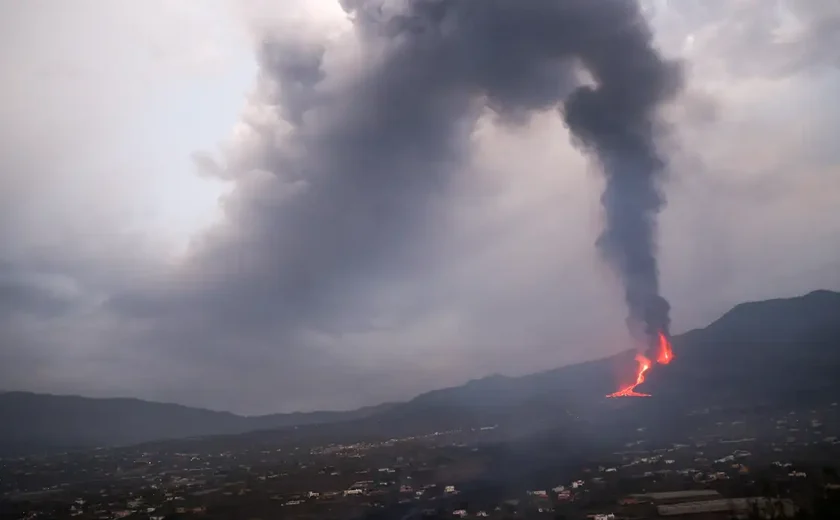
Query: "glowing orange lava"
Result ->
[[607, 331, 675, 398], [656, 331, 674, 365], [607, 353, 652, 398]]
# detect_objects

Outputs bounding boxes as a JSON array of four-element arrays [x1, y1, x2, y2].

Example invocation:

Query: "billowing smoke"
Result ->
[[560, 8, 682, 348], [339, 0, 682, 349], [121, 0, 681, 356]]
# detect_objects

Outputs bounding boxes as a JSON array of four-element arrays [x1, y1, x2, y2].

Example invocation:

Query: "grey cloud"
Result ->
[[665, 0, 840, 76], [782, 1, 840, 72], [119, 0, 678, 355], [3, 0, 840, 413], [0, 268, 78, 319]]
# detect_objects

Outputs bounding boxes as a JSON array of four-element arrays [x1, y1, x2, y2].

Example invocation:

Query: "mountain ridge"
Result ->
[[0, 392, 397, 456], [0, 390, 395, 420], [2, 289, 838, 455]]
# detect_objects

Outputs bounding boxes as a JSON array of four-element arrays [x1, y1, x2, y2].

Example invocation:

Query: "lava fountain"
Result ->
[[656, 331, 674, 365], [607, 332, 674, 398]]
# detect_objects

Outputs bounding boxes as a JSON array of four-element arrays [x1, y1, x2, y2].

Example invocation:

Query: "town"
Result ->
[[2, 401, 839, 519]]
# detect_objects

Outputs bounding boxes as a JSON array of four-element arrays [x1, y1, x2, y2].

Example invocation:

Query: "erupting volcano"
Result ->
[[607, 332, 674, 398]]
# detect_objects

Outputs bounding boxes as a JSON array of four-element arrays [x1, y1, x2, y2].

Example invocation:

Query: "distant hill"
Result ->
[[2, 290, 838, 456], [650, 289, 840, 406], [0, 392, 394, 456]]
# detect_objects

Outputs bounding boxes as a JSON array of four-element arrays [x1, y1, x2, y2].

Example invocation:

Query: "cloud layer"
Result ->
[[2, 0, 839, 413]]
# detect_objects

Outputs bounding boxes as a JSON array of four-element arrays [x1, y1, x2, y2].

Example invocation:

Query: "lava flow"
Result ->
[[607, 332, 675, 398], [656, 331, 674, 365], [607, 353, 652, 397]]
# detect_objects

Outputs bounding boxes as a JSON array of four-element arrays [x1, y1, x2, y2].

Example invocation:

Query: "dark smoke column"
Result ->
[[336, 0, 682, 352], [562, 10, 682, 351]]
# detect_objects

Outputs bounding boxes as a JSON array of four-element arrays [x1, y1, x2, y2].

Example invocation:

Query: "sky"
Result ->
[[1, 0, 838, 415]]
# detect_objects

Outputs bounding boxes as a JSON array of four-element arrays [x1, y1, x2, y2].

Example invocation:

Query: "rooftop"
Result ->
[[658, 497, 796, 517], [630, 489, 721, 501]]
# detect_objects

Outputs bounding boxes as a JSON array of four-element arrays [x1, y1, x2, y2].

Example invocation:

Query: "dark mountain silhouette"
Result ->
[[2, 290, 838, 456], [648, 289, 840, 406], [401, 289, 840, 410], [330, 289, 840, 441], [0, 393, 394, 456]]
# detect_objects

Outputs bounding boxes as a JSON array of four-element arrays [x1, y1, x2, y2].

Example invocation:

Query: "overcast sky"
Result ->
[[1, 0, 838, 415]]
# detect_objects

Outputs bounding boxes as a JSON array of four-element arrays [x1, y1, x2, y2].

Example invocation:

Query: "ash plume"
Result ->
[[560, 7, 682, 347], [339, 0, 682, 348], [121, 0, 681, 353]]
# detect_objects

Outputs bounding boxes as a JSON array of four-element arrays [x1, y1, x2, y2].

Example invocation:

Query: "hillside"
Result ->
[[2, 290, 838, 456], [0, 393, 394, 456], [223, 289, 840, 447], [366, 289, 840, 434], [650, 289, 840, 405]]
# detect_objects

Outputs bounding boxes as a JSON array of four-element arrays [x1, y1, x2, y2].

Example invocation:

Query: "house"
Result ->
[[657, 497, 796, 518]]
